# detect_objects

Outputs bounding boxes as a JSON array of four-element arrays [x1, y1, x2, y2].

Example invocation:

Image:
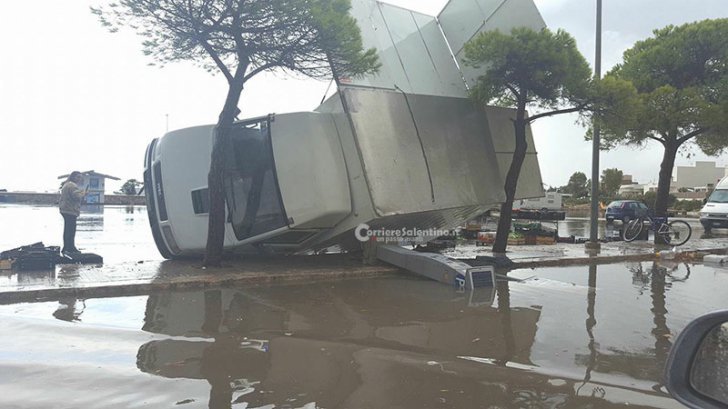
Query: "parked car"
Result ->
[[700, 175, 728, 232], [605, 200, 650, 224]]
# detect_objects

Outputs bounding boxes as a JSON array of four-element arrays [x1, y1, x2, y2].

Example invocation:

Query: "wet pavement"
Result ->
[[1, 204, 727, 303], [1, 262, 727, 408], [2, 204, 728, 408], [0, 205, 400, 303]]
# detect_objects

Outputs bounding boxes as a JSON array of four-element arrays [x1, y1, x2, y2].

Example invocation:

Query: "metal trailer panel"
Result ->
[[344, 0, 410, 91], [484, 106, 545, 199], [344, 0, 468, 98], [270, 113, 352, 229], [343, 87, 435, 215], [411, 12, 468, 96], [437, 0, 503, 56], [404, 93, 505, 207], [438, 0, 547, 88], [342, 87, 541, 218]]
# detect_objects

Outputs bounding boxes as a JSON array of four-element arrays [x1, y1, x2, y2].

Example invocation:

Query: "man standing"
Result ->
[[59, 171, 86, 254]]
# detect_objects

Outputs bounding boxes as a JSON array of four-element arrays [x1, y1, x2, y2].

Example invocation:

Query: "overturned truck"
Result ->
[[144, 0, 547, 258]]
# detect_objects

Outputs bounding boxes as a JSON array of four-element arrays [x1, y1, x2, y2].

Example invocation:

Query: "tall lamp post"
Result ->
[[587, 0, 603, 250]]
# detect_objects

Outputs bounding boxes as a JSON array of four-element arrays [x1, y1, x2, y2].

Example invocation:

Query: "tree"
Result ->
[[601, 19, 728, 225], [120, 179, 142, 195], [463, 27, 635, 253], [563, 172, 589, 198], [600, 168, 623, 198], [642, 191, 676, 210], [93, 0, 379, 266]]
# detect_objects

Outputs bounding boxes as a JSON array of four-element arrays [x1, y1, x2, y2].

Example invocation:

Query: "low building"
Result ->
[[57, 170, 120, 204], [618, 184, 646, 195], [674, 161, 726, 191]]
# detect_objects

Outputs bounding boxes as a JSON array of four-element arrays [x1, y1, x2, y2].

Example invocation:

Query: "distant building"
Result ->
[[621, 174, 635, 185], [58, 170, 120, 204], [673, 161, 726, 190], [618, 184, 646, 195]]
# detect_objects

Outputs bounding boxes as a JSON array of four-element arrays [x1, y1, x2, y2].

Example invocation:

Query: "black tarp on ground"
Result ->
[[1, 242, 103, 271]]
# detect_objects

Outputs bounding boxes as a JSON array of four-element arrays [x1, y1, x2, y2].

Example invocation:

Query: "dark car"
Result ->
[[605, 200, 649, 224]]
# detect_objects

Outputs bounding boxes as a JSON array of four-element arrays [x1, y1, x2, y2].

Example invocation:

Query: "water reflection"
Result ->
[[571, 263, 681, 389], [135, 280, 562, 408], [577, 264, 598, 395], [52, 297, 85, 322], [126, 273, 696, 408], [78, 212, 104, 232], [650, 262, 673, 369], [0, 204, 159, 265]]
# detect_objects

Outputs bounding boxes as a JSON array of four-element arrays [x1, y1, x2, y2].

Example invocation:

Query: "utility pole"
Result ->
[[587, 0, 603, 250]]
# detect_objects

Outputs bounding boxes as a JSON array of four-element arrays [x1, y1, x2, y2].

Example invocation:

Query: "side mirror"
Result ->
[[665, 310, 728, 408], [703, 198, 708, 205]]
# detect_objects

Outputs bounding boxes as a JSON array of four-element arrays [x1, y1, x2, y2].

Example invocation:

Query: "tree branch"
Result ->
[[505, 84, 520, 100], [527, 104, 585, 122], [677, 128, 707, 145], [646, 134, 666, 145], [242, 62, 278, 82], [199, 38, 234, 82]]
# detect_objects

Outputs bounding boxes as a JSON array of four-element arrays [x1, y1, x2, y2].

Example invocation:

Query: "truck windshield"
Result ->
[[707, 189, 728, 204], [224, 118, 288, 241]]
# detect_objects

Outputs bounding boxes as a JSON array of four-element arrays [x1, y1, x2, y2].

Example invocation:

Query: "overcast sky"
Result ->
[[0, 0, 726, 192]]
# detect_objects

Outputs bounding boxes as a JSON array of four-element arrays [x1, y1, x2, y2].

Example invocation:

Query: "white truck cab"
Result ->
[[699, 176, 728, 231]]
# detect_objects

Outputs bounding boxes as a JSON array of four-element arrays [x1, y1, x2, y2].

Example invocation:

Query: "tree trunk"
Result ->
[[492, 104, 528, 254], [654, 142, 678, 244], [203, 74, 246, 267]]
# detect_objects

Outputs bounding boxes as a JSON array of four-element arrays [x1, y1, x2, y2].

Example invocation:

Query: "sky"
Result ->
[[0, 0, 727, 192]]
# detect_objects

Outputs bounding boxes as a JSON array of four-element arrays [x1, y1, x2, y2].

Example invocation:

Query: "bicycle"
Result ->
[[623, 214, 692, 246]]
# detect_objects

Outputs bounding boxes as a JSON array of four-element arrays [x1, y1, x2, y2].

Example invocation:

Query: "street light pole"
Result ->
[[587, 0, 603, 250]]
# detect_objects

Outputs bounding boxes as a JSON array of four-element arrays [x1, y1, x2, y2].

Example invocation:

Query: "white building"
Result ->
[[618, 184, 646, 195], [673, 161, 727, 190]]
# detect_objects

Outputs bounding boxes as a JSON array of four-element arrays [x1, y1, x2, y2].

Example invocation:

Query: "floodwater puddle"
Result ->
[[1, 261, 727, 408]]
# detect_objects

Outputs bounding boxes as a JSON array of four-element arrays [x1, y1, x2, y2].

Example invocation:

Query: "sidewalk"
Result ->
[[1, 237, 726, 304], [446, 236, 728, 268]]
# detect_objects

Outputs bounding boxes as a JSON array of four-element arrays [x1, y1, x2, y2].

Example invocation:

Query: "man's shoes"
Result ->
[[62, 248, 82, 256]]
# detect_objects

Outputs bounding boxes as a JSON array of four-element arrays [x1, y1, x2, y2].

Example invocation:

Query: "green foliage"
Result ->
[[641, 191, 677, 210], [563, 196, 591, 207], [119, 179, 142, 195], [600, 168, 623, 198], [599, 18, 728, 219], [563, 171, 589, 198], [91, 0, 379, 81], [672, 199, 704, 212], [601, 19, 728, 152], [463, 27, 604, 252], [617, 19, 728, 92], [463, 27, 592, 111]]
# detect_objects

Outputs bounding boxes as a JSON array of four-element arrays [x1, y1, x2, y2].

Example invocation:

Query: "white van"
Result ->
[[699, 176, 728, 231]]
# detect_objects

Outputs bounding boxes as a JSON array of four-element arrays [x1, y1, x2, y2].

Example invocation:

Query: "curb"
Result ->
[[2, 248, 725, 304], [0, 265, 402, 305]]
